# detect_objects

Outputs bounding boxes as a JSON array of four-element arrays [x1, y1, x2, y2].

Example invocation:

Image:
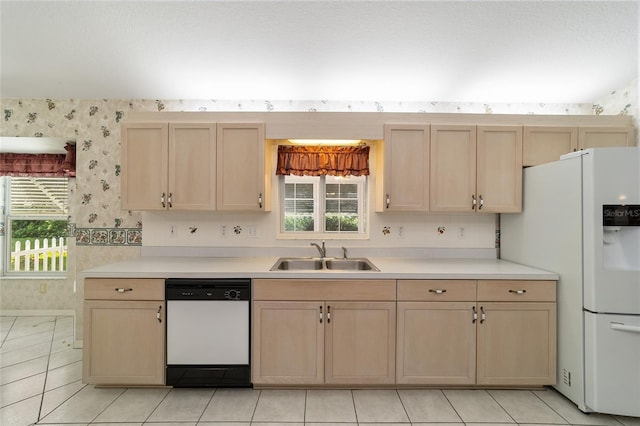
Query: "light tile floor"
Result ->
[[1, 316, 639, 426]]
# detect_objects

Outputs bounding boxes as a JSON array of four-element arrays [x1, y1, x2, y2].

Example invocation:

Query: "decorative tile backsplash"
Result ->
[[75, 228, 142, 246]]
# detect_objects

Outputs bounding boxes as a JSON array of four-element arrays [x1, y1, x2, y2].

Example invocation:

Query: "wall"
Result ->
[[0, 92, 636, 340]]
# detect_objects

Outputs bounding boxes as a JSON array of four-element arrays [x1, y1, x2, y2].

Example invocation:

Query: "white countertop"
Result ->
[[81, 256, 558, 280]]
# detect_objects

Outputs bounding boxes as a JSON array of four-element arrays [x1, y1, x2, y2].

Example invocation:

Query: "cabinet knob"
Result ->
[[478, 195, 484, 210], [319, 305, 323, 323], [161, 192, 166, 208], [157, 305, 162, 323], [258, 193, 263, 209], [386, 194, 390, 209], [114, 287, 133, 293], [327, 305, 331, 324], [509, 289, 527, 295], [480, 306, 486, 323], [472, 306, 478, 323], [167, 193, 173, 208], [428, 289, 447, 294], [471, 194, 477, 210]]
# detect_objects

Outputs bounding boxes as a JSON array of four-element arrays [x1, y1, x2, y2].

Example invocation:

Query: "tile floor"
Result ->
[[1, 316, 639, 426]]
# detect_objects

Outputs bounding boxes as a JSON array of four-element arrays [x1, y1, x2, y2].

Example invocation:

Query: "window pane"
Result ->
[[340, 215, 359, 231], [325, 199, 339, 213], [340, 184, 358, 198], [325, 184, 338, 197], [341, 200, 358, 213], [284, 214, 314, 232], [9, 219, 68, 272], [296, 183, 314, 198]]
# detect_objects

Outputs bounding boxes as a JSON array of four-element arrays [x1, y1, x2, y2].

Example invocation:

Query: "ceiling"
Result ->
[[1, 1, 638, 104]]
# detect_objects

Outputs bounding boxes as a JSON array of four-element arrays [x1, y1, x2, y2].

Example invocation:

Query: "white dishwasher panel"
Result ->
[[167, 300, 249, 365]]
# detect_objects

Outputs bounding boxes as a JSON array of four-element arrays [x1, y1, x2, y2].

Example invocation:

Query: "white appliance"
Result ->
[[501, 147, 640, 417]]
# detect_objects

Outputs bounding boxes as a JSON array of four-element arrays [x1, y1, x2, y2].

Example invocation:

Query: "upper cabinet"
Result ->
[[523, 126, 635, 166], [121, 122, 216, 211], [430, 125, 522, 213], [216, 123, 269, 211], [378, 124, 430, 212], [578, 126, 635, 150], [121, 121, 270, 212], [169, 123, 217, 210]]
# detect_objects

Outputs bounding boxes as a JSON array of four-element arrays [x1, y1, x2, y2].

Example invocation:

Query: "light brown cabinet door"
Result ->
[[380, 125, 430, 212], [83, 300, 165, 385], [476, 126, 522, 213], [523, 126, 578, 167], [121, 123, 169, 210], [578, 126, 635, 149], [476, 302, 556, 386], [325, 301, 396, 385], [168, 123, 216, 210], [252, 301, 324, 385], [216, 123, 267, 211], [430, 125, 477, 212], [397, 302, 476, 385]]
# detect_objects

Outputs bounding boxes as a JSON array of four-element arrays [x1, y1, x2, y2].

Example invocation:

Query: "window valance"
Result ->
[[0, 143, 76, 177], [276, 145, 370, 177]]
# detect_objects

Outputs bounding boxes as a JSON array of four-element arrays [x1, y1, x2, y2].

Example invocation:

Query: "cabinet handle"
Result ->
[[161, 192, 166, 208], [509, 289, 527, 295], [258, 193, 263, 209], [319, 305, 323, 323], [611, 322, 640, 333], [114, 287, 133, 293], [327, 305, 331, 324], [386, 194, 390, 209], [471, 194, 477, 210], [478, 195, 484, 210], [429, 289, 447, 294], [167, 193, 173, 208], [157, 305, 162, 323], [480, 306, 486, 323], [472, 306, 478, 323]]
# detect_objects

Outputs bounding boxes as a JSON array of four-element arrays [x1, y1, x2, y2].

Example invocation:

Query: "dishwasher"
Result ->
[[165, 278, 251, 387]]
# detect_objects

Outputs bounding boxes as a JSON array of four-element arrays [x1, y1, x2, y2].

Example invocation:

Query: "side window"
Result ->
[[281, 175, 366, 235], [3, 177, 69, 274]]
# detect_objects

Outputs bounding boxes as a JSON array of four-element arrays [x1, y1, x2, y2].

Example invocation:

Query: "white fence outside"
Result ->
[[11, 237, 67, 272]]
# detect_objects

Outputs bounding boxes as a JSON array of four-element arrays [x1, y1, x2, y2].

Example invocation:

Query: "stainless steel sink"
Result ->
[[324, 258, 379, 271], [270, 258, 324, 271], [270, 257, 379, 271]]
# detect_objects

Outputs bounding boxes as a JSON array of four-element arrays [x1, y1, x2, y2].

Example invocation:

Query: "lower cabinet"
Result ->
[[83, 278, 165, 386], [397, 279, 557, 386], [252, 279, 396, 386]]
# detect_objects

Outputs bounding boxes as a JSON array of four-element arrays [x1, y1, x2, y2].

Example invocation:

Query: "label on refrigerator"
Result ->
[[603, 205, 640, 226]]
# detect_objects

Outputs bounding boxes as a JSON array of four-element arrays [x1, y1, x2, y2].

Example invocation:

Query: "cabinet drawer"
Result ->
[[477, 280, 555, 302], [397, 280, 476, 301], [253, 279, 396, 301], [85, 278, 165, 301]]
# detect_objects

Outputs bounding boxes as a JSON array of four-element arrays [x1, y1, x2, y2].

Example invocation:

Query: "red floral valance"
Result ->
[[0, 143, 76, 177], [276, 145, 370, 177]]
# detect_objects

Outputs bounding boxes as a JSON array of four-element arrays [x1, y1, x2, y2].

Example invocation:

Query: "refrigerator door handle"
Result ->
[[610, 322, 640, 333]]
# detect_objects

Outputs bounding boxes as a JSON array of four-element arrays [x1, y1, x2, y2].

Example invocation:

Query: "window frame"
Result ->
[[2, 176, 69, 277], [278, 174, 368, 239]]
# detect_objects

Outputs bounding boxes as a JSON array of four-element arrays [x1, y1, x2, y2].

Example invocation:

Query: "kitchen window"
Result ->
[[1, 176, 69, 275], [281, 175, 367, 235]]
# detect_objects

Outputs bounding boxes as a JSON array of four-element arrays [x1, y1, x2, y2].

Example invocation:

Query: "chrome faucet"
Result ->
[[310, 241, 326, 258]]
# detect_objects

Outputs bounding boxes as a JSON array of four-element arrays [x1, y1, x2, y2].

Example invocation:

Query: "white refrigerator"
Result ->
[[501, 147, 640, 417]]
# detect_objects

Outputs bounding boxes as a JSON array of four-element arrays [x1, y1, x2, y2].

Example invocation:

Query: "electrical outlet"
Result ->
[[40, 283, 47, 294], [459, 226, 465, 239], [220, 225, 227, 237], [247, 226, 257, 237], [169, 225, 176, 238], [398, 226, 405, 239]]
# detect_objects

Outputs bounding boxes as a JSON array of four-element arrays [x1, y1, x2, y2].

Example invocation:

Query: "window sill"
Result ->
[[0, 275, 68, 280], [276, 232, 370, 240]]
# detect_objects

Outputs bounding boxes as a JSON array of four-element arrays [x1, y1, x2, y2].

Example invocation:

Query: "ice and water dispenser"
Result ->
[[602, 204, 640, 270]]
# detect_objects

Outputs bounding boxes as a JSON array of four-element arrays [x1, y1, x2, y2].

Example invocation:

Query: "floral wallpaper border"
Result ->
[[75, 227, 142, 246]]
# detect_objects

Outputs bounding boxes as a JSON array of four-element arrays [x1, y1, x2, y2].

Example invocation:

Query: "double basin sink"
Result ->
[[270, 257, 379, 271]]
